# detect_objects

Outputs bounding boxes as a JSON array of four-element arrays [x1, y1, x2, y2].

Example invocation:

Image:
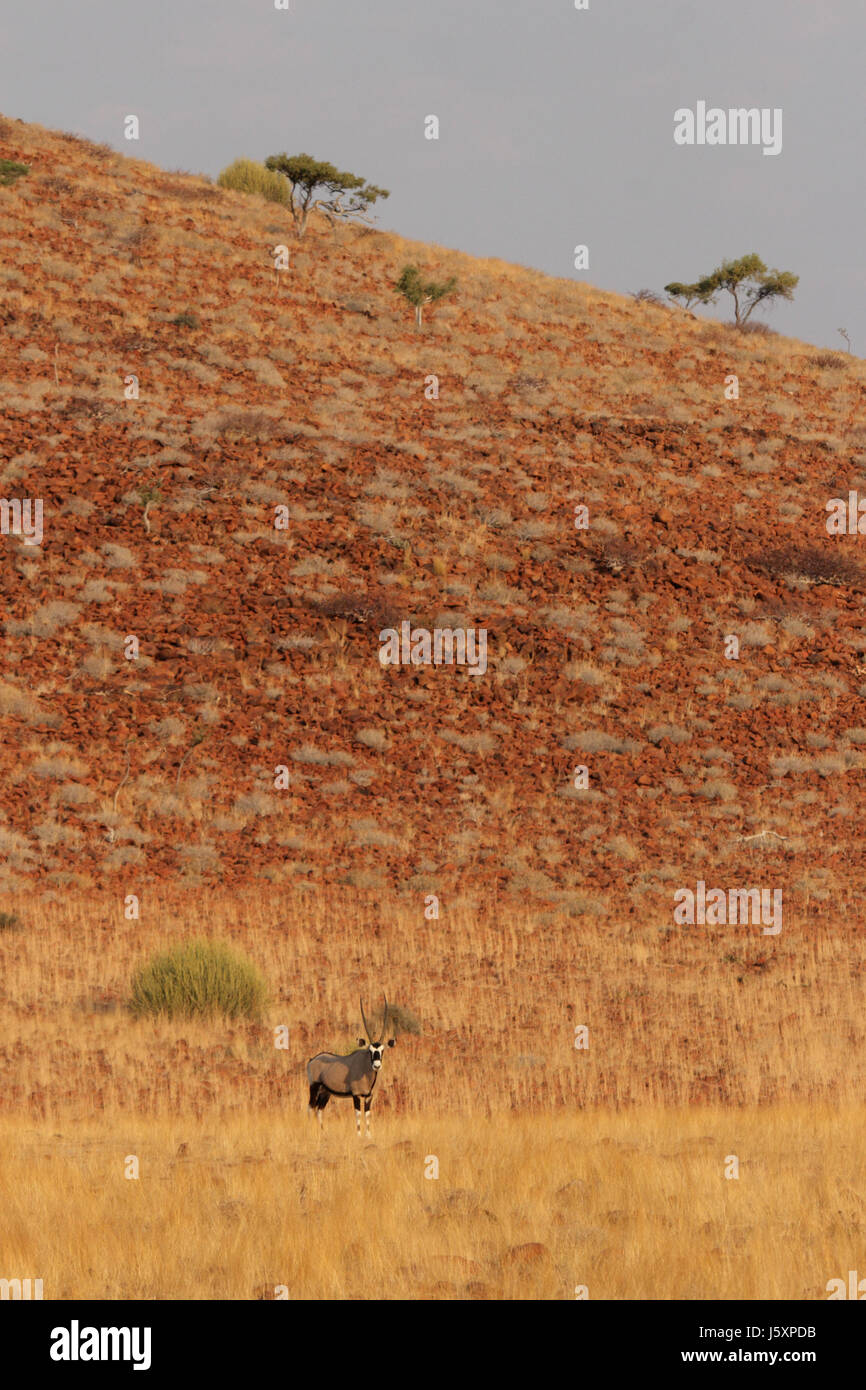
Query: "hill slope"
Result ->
[[1, 114, 865, 922]]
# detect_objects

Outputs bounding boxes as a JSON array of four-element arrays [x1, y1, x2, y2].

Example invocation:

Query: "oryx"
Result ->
[[307, 997, 395, 1137]]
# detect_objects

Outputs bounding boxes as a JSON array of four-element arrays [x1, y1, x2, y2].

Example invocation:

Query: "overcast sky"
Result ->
[[2, 0, 863, 352]]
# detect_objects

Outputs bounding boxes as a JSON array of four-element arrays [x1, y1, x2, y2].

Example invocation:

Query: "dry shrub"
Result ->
[[749, 543, 864, 589]]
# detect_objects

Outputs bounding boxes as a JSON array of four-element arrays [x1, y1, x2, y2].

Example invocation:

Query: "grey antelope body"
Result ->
[[307, 998, 395, 1136]]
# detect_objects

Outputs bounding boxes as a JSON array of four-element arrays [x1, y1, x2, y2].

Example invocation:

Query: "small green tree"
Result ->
[[665, 254, 798, 326], [395, 265, 457, 327], [263, 153, 388, 237], [139, 486, 161, 536], [0, 159, 29, 187]]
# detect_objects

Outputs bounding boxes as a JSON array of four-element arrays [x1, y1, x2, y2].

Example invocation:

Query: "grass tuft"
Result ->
[[129, 940, 267, 1022]]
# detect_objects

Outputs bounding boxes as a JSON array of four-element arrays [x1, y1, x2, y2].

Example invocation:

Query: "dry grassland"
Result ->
[[0, 892, 863, 1298], [1, 1107, 861, 1300]]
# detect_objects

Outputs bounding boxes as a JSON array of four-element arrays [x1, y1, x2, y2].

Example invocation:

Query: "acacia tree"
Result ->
[[665, 253, 798, 326], [395, 264, 457, 327], [263, 152, 388, 236], [662, 280, 702, 311]]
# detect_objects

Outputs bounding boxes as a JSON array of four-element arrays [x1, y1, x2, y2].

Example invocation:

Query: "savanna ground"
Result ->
[[1, 891, 863, 1299], [1, 118, 864, 1301]]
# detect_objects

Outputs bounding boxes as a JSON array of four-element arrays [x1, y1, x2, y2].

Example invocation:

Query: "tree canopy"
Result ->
[[263, 153, 388, 236], [394, 264, 458, 326], [665, 254, 798, 325]]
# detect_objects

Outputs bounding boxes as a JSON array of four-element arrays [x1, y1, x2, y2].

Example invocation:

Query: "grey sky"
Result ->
[[2, 0, 863, 351]]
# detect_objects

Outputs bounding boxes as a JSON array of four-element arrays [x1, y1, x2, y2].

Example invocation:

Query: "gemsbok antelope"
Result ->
[[307, 997, 396, 1137]]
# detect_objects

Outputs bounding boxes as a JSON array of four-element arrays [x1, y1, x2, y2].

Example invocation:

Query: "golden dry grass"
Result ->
[[2, 890, 865, 1118], [0, 891, 863, 1298], [1, 1105, 860, 1300]]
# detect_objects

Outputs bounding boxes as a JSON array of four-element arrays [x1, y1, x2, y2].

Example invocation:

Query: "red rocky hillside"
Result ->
[[1, 114, 865, 923]]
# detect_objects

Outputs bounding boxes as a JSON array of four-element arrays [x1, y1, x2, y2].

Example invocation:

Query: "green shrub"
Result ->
[[217, 158, 290, 206], [129, 940, 267, 1021], [0, 160, 29, 187]]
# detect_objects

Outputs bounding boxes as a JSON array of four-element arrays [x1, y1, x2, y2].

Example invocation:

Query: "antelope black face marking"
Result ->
[[306, 995, 397, 1137]]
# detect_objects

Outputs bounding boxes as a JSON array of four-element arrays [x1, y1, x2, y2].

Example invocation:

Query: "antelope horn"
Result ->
[[360, 997, 373, 1041], [379, 994, 390, 1044]]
